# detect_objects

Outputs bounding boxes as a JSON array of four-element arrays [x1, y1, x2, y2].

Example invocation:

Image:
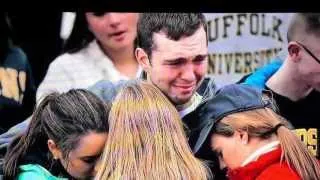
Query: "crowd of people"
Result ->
[[0, 12, 319, 179]]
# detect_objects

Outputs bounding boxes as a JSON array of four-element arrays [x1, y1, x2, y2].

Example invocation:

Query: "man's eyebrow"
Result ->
[[163, 54, 209, 63], [196, 54, 209, 58], [164, 57, 186, 62], [166, 54, 208, 61]]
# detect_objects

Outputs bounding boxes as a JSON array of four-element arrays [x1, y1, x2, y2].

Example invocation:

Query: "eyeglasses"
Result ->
[[295, 41, 320, 64]]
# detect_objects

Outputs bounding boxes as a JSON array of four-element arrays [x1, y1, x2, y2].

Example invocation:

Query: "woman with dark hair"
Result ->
[[0, 12, 36, 133], [36, 12, 140, 103], [3, 89, 110, 179]]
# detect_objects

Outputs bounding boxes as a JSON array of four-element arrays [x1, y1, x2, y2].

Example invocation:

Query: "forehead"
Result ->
[[211, 133, 233, 148], [70, 132, 107, 158], [211, 134, 223, 148], [151, 27, 208, 60]]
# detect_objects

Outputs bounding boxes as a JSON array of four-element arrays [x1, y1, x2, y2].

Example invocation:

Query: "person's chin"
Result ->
[[176, 94, 193, 105]]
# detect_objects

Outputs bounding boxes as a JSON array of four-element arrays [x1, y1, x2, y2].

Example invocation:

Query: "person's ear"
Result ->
[[236, 130, 249, 145], [135, 48, 151, 73], [288, 42, 301, 62], [48, 139, 62, 160]]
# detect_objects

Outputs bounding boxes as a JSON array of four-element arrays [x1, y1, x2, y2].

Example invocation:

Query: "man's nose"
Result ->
[[180, 64, 196, 81]]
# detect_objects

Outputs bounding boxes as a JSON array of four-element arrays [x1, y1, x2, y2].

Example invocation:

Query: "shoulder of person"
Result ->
[[88, 80, 128, 102], [42, 53, 82, 76], [4, 46, 28, 66], [239, 58, 283, 88], [7, 46, 27, 59], [197, 76, 216, 96], [18, 164, 66, 180], [49, 52, 77, 65], [256, 163, 300, 180]]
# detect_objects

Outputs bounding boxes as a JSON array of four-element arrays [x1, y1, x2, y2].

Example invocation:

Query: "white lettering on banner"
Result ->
[[205, 13, 293, 86], [207, 13, 284, 43], [208, 47, 282, 75]]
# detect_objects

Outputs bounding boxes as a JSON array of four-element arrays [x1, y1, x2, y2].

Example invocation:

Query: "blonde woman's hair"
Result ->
[[213, 108, 320, 180], [95, 80, 210, 180]]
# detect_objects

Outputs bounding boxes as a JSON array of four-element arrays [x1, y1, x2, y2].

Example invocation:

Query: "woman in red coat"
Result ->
[[194, 84, 320, 180]]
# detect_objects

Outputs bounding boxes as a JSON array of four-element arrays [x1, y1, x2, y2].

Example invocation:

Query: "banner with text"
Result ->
[[205, 13, 294, 87]]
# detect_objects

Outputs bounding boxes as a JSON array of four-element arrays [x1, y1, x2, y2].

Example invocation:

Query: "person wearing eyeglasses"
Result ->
[[242, 13, 320, 159]]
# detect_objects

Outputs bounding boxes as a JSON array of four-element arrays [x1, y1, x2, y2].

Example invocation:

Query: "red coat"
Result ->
[[227, 148, 301, 180]]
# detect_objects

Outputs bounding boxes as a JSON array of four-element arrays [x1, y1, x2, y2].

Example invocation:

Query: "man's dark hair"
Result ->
[[137, 13, 207, 59], [287, 13, 320, 42]]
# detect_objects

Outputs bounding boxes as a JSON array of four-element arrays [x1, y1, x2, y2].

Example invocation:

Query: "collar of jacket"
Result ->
[[227, 147, 282, 180]]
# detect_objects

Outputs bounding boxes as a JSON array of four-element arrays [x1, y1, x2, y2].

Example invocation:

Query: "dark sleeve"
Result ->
[[21, 54, 36, 119]]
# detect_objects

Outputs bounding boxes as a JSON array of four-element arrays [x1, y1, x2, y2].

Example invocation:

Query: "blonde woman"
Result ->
[[194, 84, 320, 180], [95, 80, 210, 180]]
